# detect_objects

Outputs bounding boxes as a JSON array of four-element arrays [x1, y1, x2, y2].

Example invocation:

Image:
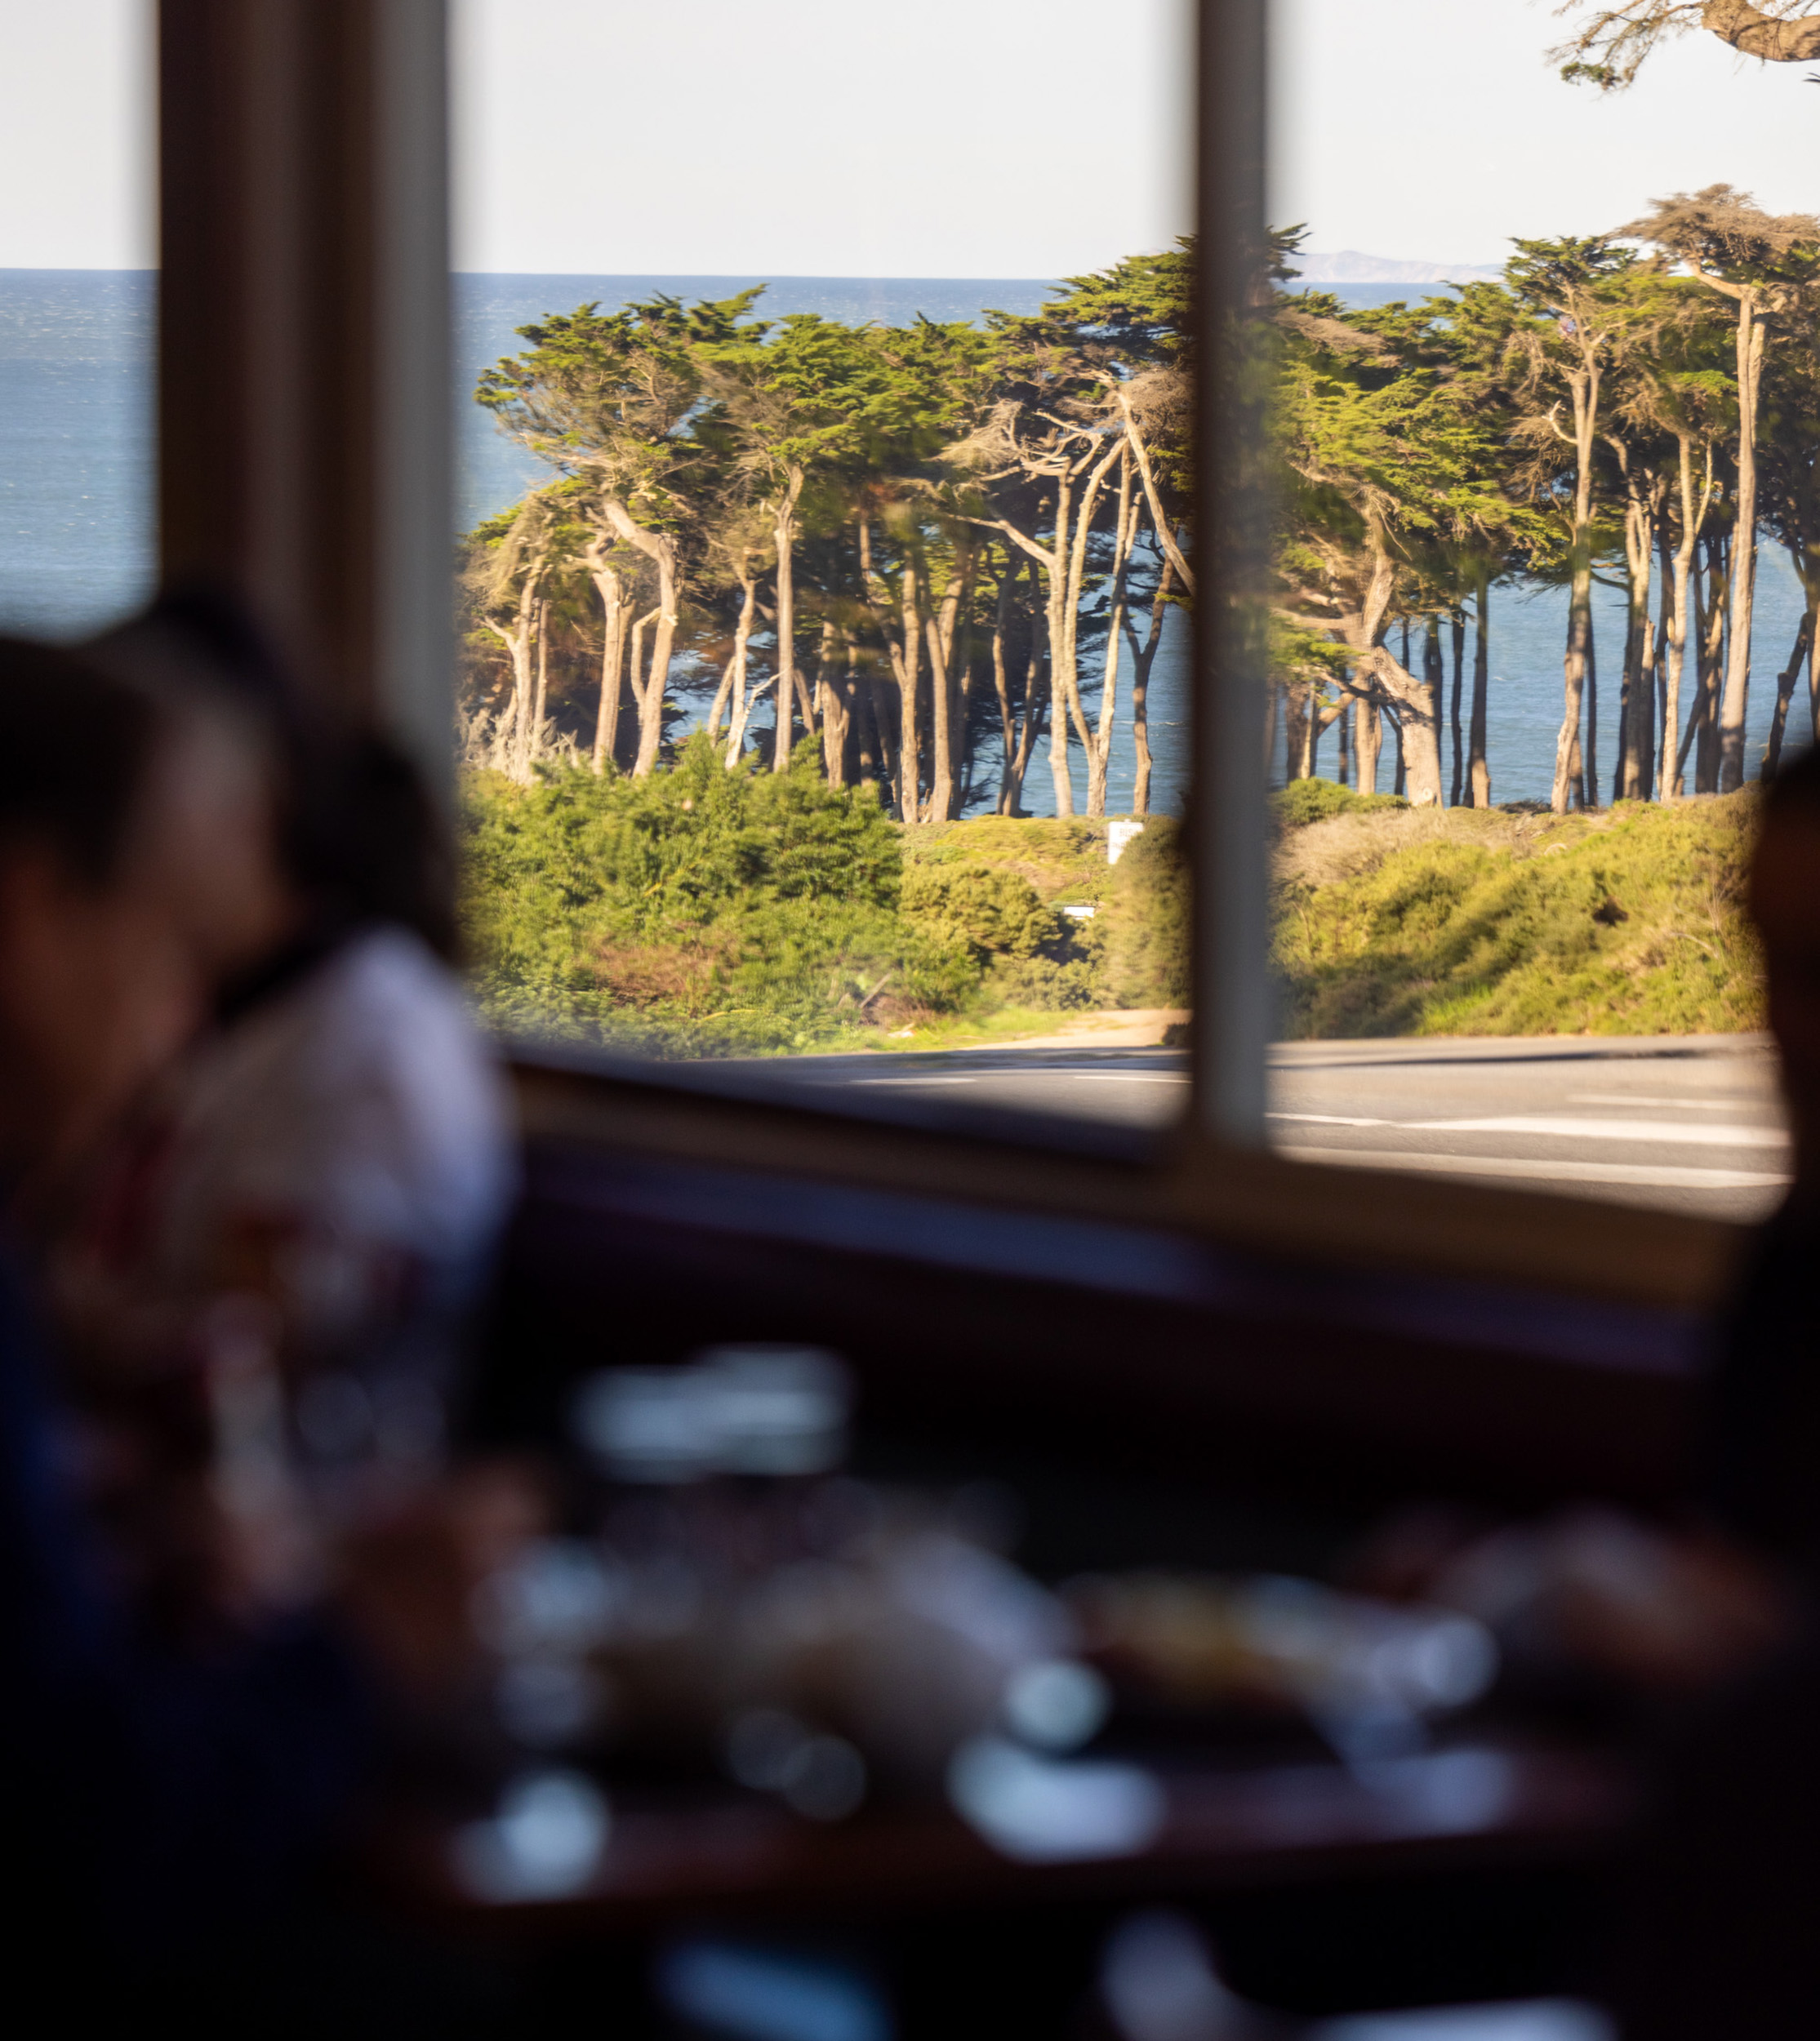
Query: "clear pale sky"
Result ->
[[0, 0, 1813, 277], [0, 0, 153, 268], [450, 0, 1195, 276], [1272, 0, 1818, 266]]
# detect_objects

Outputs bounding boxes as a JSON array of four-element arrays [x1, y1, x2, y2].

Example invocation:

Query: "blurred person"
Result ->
[[0, 635, 379, 1989], [1613, 744, 1820, 2039], [55, 591, 514, 1629], [0, 633, 534, 2034]]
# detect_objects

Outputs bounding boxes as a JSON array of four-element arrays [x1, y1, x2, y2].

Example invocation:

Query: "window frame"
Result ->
[[154, 0, 1753, 1337]]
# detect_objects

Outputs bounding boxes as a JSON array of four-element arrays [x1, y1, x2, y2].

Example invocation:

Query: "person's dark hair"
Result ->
[[85, 586, 458, 959], [1764, 740, 1820, 829], [0, 637, 163, 888], [292, 731, 459, 960]]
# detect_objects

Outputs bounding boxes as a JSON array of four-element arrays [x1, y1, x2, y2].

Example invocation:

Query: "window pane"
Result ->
[[0, 0, 155, 638], [451, 0, 1194, 1135], [1266, 0, 1797, 1219]]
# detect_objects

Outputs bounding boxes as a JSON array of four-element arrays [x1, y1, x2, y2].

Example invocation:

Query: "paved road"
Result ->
[[1269, 1034, 1787, 1222], [770, 1034, 1789, 1222]]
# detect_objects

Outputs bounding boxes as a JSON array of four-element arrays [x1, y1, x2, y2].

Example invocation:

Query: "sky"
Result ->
[[1272, 0, 1818, 267], [0, 0, 153, 269], [451, 0, 1195, 276], [0, 0, 1812, 278]]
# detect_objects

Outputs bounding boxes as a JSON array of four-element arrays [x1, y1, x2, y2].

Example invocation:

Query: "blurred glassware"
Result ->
[[1310, 2004, 1613, 2041], [1002, 1656, 1112, 1752], [572, 1346, 852, 1483], [656, 1940, 892, 2041], [946, 1736, 1165, 1863], [1070, 1571, 1497, 1759], [452, 1766, 610, 1901], [1099, 1909, 1261, 2041]]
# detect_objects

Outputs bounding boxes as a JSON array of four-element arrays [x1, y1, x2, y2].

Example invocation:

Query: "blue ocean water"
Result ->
[[0, 270, 156, 639], [0, 269, 1800, 818]]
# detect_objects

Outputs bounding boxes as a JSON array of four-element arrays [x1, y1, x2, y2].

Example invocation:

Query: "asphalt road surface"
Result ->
[[772, 1034, 1789, 1222]]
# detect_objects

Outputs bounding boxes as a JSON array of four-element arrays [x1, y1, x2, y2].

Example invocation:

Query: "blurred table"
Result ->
[[376, 1736, 1635, 1941]]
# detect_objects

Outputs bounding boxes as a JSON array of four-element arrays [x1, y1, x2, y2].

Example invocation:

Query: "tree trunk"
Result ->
[[898, 554, 926, 820], [705, 657, 736, 744], [1422, 618, 1445, 799], [1115, 389, 1194, 594], [1468, 570, 1491, 808], [1584, 617, 1599, 807], [1006, 579, 1048, 816], [625, 604, 662, 775], [1054, 443, 1124, 816], [720, 569, 759, 765], [1290, 683, 1315, 780], [1719, 298, 1765, 792], [1611, 458, 1658, 803], [817, 621, 850, 787], [484, 562, 541, 785], [1552, 369, 1600, 815], [924, 540, 976, 821], [598, 499, 679, 779], [990, 561, 1017, 816], [1085, 450, 1139, 817], [1393, 710, 1407, 798], [1357, 691, 1382, 796], [531, 598, 550, 766], [772, 465, 804, 772], [1120, 557, 1172, 817], [857, 517, 919, 821], [1448, 607, 1466, 807], [636, 580, 674, 779], [853, 638, 881, 786], [1762, 613, 1813, 779], [1659, 441, 1707, 800], [1351, 576, 1441, 804], [1801, 549, 1820, 745], [1694, 532, 1729, 794], [1337, 700, 1351, 788], [986, 440, 1121, 822], [589, 561, 627, 774]]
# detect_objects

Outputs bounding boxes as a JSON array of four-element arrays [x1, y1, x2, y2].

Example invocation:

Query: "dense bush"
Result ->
[[1273, 794, 1762, 1037], [1272, 780, 1409, 827], [463, 737, 974, 1055], [465, 752, 1758, 1054], [462, 749, 1174, 1053], [1101, 820, 1190, 1007]]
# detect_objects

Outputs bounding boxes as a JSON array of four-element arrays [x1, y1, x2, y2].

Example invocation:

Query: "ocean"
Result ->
[[0, 268, 1804, 820]]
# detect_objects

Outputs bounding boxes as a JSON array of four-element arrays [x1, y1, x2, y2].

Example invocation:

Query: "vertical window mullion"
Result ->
[[1191, 0, 1272, 1148]]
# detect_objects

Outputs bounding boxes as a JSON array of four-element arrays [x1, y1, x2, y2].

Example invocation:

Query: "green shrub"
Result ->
[[1272, 780, 1409, 827], [1273, 793, 1762, 1037], [462, 737, 967, 1055], [1101, 820, 1190, 1007], [463, 750, 1197, 1052], [899, 862, 1067, 963]]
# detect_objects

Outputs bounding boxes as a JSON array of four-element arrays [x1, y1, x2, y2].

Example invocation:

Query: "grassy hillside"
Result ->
[[462, 749, 1760, 1054], [461, 744, 1186, 1056], [1272, 786, 1763, 1038]]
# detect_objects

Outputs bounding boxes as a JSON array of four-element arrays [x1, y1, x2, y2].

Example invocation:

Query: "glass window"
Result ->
[[1265, 0, 1803, 1220], [450, 0, 1195, 1136], [0, 0, 155, 638]]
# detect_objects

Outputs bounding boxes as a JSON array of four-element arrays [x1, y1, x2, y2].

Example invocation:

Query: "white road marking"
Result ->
[[1070, 1072, 1190, 1084], [1268, 1111, 1390, 1127], [1404, 1114, 1787, 1149], [1276, 1146, 1790, 1190], [1569, 1092, 1771, 1110], [851, 1075, 977, 1086]]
